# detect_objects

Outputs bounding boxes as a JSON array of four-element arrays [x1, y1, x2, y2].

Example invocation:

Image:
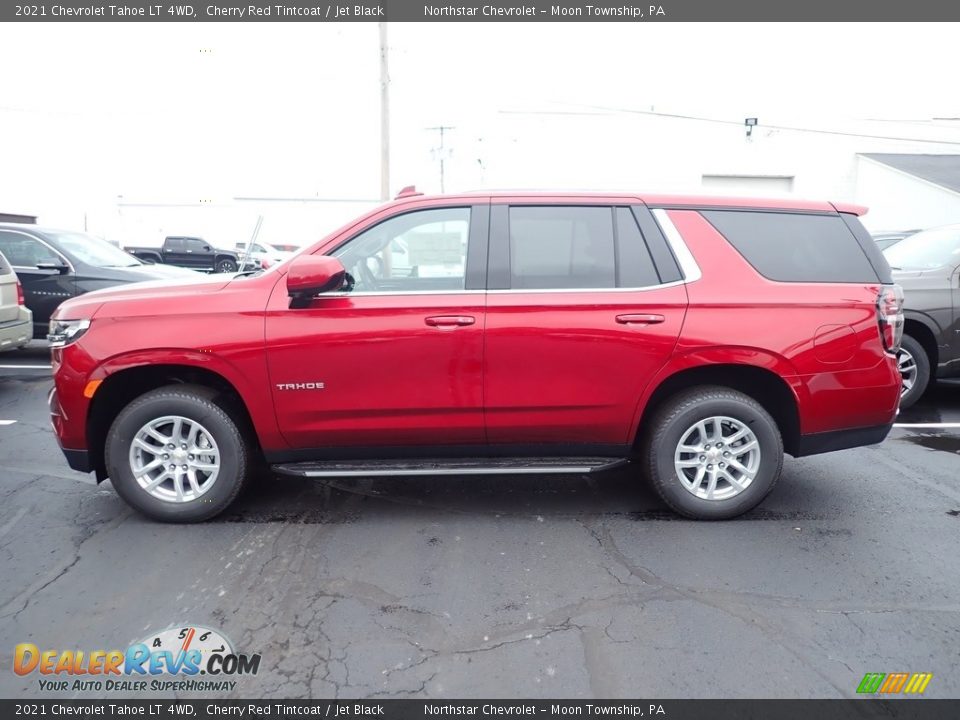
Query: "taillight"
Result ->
[[877, 284, 904, 353], [16, 280, 25, 306]]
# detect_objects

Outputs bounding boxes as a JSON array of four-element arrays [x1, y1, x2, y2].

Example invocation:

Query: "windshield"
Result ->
[[884, 226, 960, 270], [50, 232, 143, 268]]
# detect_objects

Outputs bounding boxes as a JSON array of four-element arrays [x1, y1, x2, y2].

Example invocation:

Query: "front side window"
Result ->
[[333, 207, 471, 293], [0, 231, 61, 267], [49, 232, 140, 268]]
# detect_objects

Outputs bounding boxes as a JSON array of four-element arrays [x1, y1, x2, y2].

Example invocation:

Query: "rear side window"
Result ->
[[0, 249, 11, 275], [702, 210, 880, 283], [507, 206, 661, 290], [509, 206, 616, 289]]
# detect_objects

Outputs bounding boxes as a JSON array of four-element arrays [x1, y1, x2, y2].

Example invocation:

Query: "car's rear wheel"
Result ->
[[105, 385, 250, 522], [642, 386, 783, 520], [897, 335, 930, 410], [216, 258, 238, 273]]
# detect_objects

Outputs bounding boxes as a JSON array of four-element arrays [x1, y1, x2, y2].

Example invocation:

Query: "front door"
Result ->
[[483, 203, 688, 448], [0, 229, 75, 337], [266, 203, 489, 450]]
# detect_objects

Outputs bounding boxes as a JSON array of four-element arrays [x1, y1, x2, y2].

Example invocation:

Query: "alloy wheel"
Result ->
[[673, 416, 761, 501], [128, 415, 220, 503]]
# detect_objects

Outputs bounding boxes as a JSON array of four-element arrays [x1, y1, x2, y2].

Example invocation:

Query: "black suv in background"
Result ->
[[0, 224, 197, 338], [883, 224, 960, 408]]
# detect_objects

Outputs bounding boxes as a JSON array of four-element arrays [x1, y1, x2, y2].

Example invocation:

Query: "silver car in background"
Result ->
[[0, 250, 33, 352]]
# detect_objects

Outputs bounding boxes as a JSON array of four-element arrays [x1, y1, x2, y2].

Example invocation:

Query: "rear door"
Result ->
[[484, 202, 688, 447], [162, 237, 188, 267]]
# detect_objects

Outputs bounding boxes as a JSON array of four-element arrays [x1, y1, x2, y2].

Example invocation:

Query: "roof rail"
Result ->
[[395, 185, 424, 199]]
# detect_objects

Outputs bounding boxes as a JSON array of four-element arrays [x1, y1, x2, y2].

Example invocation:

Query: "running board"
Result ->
[[272, 457, 628, 478]]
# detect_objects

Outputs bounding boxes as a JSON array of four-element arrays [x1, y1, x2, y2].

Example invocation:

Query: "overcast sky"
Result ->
[[2, 22, 959, 210]]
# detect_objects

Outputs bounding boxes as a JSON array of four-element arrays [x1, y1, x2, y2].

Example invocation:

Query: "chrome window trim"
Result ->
[[316, 280, 690, 299], [651, 208, 702, 283], [0, 228, 75, 273]]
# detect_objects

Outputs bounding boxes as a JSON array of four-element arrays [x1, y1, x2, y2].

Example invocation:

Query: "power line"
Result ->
[[501, 103, 960, 146]]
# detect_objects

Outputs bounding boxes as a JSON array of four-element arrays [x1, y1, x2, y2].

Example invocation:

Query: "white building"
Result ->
[[855, 154, 960, 231]]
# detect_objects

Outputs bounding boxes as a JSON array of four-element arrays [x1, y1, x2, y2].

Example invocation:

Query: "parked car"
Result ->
[[47, 190, 902, 523], [127, 236, 244, 274], [0, 250, 32, 352], [0, 224, 199, 338], [234, 240, 296, 268], [872, 229, 921, 252], [882, 224, 960, 408]]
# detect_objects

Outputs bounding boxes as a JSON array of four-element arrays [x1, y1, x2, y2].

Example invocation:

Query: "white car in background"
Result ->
[[234, 240, 299, 268], [0, 251, 32, 352]]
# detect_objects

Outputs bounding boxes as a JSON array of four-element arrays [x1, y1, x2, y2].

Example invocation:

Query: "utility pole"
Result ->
[[427, 125, 455, 193], [379, 22, 390, 201]]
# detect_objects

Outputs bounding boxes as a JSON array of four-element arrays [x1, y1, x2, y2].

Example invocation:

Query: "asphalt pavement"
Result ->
[[1, 342, 958, 699]]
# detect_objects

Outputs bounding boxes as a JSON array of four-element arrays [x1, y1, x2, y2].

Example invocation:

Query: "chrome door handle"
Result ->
[[616, 313, 665, 325], [425, 315, 476, 327]]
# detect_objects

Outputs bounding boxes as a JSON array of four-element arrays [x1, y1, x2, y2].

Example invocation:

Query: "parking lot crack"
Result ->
[[0, 508, 131, 622]]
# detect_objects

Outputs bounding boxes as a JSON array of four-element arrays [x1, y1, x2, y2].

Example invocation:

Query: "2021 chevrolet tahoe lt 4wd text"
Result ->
[[48, 190, 904, 522]]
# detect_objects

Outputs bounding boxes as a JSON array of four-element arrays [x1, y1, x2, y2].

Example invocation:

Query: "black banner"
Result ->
[[5, 0, 960, 22], [2, 700, 960, 719]]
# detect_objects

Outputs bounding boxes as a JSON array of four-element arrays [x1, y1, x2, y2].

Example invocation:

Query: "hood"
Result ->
[[53, 273, 232, 320], [891, 269, 927, 282], [77, 263, 201, 282], [128, 263, 202, 279], [891, 266, 953, 288]]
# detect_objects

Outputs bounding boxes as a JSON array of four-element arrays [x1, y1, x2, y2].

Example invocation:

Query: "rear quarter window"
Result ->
[[0, 250, 11, 275], [701, 210, 880, 283]]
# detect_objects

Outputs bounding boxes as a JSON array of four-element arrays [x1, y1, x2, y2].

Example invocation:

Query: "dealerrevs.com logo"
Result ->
[[856, 672, 933, 695], [13, 625, 261, 693]]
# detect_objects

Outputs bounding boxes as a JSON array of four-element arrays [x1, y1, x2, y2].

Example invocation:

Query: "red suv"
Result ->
[[48, 191, 903, 522]]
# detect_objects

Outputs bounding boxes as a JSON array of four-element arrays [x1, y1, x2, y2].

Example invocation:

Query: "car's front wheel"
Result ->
[[642, 386, 783, 520], [105, 385, 251, 522], [216, 258, 238, 273]]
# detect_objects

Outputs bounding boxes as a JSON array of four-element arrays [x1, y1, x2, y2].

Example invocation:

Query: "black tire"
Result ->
[[105, 385, 250, 522], [641, 386, 784, 520], [216, 258, 238, 273], [897, 334, 930, 411]]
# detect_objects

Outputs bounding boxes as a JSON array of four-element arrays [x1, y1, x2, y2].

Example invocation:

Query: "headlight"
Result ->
[[48, 319, 91, 348]]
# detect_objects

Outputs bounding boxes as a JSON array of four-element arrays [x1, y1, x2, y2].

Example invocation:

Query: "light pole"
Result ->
[[379, 22, 390, 200], [427, 125, 455, 193]]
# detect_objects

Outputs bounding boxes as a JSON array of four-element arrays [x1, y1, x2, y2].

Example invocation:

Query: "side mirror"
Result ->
[[287, 255, 346, 308], [36, 261, 69, 274]]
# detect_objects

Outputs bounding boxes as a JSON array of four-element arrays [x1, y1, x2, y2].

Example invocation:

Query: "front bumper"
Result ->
[[62, 447, 92, 473], [49, 383, 95, 475]]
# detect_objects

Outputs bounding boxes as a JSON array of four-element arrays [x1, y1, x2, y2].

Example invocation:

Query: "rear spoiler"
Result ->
[[831, 202, 868, 216]]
